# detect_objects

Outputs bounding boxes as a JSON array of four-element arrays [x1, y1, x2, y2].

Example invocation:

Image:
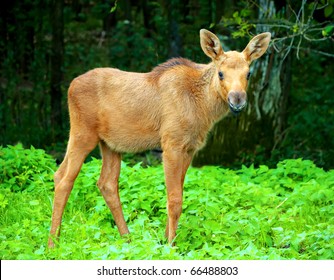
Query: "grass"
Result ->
[[0, 145, 333, 259]]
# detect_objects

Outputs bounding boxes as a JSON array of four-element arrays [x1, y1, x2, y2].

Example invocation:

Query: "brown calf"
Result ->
[[48, 29, 271, 247]]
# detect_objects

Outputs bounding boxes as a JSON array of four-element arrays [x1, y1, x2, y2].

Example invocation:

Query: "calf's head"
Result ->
[[200, 29, 271, 114]]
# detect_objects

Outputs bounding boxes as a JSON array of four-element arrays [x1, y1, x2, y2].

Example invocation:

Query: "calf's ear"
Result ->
[[200, 29, 224, 60], [242, 32, 271, 64]]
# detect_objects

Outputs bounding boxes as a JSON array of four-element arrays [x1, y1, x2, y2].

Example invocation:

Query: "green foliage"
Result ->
[[0, 144, 57, 192], [276, 53, 334, 169], [321, 0, 334, 18], [1, 147, 333, 259], [110, 0, 118, 14], [221, 10, 256, 38]]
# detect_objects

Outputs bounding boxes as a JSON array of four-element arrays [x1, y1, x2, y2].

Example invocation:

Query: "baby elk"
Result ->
[[48, 29, 271, 248]]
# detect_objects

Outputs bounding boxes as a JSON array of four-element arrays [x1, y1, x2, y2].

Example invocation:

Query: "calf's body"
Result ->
[[48, 29, 271, 247]]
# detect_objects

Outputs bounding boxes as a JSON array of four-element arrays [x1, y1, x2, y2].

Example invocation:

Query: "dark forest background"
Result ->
[[1, 0, 333, 169]]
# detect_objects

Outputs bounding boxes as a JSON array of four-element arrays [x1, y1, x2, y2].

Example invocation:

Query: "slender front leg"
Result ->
[[163, 148, 192, 244]]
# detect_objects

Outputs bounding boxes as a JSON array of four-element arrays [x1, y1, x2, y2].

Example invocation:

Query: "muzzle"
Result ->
[[228, 91, 247, 115]]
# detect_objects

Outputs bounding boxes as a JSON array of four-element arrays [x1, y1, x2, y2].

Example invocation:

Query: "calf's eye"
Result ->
[[247, 72, 251, 80], [218, 71, 224, 80]]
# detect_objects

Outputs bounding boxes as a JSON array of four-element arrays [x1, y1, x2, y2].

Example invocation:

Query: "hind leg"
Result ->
[[48, 134, 98, 248], [97, 141, 129, 236], [54, 156, 68, 186]]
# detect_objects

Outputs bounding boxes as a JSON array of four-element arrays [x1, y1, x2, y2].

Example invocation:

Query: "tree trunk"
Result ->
[[50, 0, 64, 138], [193, 0, 292, 167], [164, 0, 183, 57]]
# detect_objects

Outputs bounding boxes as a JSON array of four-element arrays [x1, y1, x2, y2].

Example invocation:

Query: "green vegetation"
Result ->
[[1, 145, 333, 260]]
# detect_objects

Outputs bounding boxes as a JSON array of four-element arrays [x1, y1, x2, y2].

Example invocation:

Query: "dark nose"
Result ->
[[227, 91, 247, 114]]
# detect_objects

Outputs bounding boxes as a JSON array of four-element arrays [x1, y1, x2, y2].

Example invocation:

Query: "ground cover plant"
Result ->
[[0, 145, 333, 260]]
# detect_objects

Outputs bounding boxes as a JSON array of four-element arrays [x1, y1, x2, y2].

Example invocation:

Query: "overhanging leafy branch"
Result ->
[[219, 0, 334, 59]]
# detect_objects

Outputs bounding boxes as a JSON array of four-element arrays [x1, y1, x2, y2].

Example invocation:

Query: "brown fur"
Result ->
[[48, 29, 271, 247]]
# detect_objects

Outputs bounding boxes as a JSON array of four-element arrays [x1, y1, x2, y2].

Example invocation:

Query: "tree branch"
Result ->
[[218, 0, 334, 59]]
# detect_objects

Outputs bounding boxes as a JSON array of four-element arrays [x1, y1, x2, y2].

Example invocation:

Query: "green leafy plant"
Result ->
[[0, 146, 333, 260], [0, 144, 57, 192]]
